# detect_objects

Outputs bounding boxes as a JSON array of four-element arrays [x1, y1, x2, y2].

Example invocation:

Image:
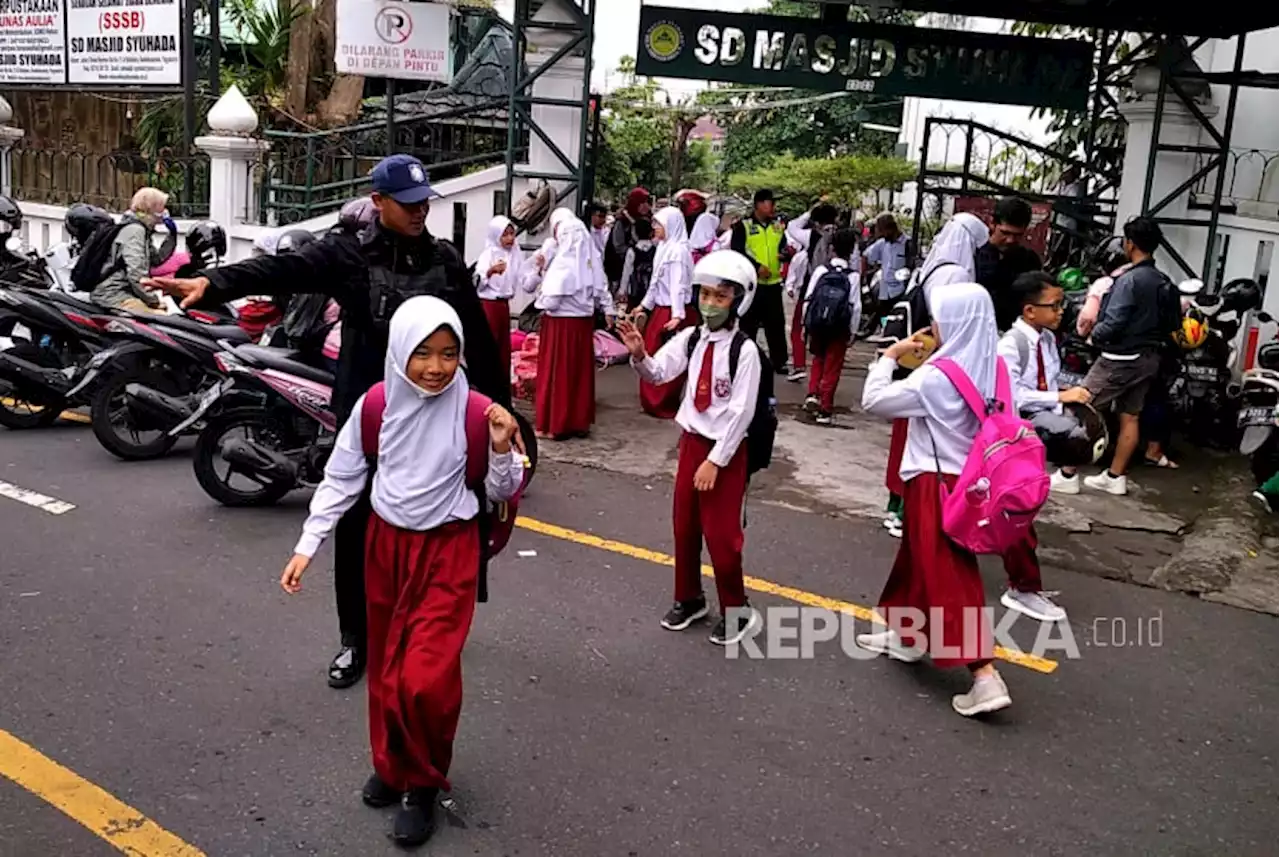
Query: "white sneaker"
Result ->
[[952, 672, 1012, 717], [1084, 470, 1127, 495], [854, 629, 924, 663], [886, 522, 903, 539], [1001, 589, 1067, 623], [786, 369, 806, 383], [803, 395, 819, 413], [882, 513, 901, 530], [1049, 470, 1080, 495]]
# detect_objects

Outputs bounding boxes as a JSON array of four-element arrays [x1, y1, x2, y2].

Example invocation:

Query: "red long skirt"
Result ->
[[480, 298, 511, 380], [639, 305, 691, 419], [364, 514, 480, 792], [885, 418, 909, 495], [535, 315, 595, 437], [877, 474, 992, 668]]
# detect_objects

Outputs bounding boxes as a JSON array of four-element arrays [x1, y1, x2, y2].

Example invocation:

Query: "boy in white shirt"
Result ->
[[801, 227, 862, 424], [616, 250, 763, 647]]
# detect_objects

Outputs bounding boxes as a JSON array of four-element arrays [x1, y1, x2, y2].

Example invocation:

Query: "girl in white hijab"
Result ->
[[858, 283, 1012, 719], [474, 215, 524, 374], [688, 211, 721, 262], [917, 212, 990, 293], [532, 207, 613, 438], [280, 296, 524, 847], [635, 206, 696, 418]]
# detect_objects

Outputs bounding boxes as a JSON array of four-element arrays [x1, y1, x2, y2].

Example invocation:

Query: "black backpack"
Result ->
[[684, 327, 777, 477], [803, 265, 853, 342], [69, 221, 128, 291], [627, 244, 656, 309], [880, 261, 960, 343]]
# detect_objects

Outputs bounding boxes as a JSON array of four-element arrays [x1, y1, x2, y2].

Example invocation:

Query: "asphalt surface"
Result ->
[[0, 424, 1276, 857]]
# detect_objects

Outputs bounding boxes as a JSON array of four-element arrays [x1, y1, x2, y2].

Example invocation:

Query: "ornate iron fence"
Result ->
[[1192, 147, 1278, 206], [9, 145, 212, 218]]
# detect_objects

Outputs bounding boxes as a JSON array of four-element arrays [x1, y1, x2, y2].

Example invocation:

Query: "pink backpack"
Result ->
[[932, 357, 1050, 555]]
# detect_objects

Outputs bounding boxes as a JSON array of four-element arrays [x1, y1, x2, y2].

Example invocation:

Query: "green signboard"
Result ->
[[635, 5, 1092, 110]]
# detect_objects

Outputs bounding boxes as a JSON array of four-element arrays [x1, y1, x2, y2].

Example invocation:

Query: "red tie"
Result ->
[[1036, 341, 1048, 392], [694, 341, 715, 412]]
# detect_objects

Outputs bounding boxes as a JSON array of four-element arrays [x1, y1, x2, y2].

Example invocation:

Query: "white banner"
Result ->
[[66, 0, 181, 85], [335, 0, 452, 83], [0, 0, 67, 85]]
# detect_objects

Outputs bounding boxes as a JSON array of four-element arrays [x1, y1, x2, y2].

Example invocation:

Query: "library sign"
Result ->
[[635, 5, 1092, 110], [0, 0, 181, 87]]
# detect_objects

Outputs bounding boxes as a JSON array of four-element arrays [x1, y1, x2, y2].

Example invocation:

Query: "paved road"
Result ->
[[0, 424, 1276, 856]]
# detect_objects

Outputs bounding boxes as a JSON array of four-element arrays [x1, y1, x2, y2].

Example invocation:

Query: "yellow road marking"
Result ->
[[0, 729, 205, 856], [514, 516, 1058, 674], [0, 397, 90, 424]]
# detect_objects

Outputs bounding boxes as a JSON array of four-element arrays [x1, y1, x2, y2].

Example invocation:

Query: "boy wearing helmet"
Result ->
[[617, 250, 763, 647]]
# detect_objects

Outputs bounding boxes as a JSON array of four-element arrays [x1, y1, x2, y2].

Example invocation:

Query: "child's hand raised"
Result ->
[[883, 328, 931, 363], [615, 318, 646, 360], [281, 554, 311, 594], [485, 403, 519, 453]]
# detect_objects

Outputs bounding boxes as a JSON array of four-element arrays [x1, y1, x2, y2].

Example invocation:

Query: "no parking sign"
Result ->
[[335, 0, 452, 83]]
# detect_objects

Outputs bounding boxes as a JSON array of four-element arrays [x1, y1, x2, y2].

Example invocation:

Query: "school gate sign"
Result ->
[[635, 6, 1092, 110]]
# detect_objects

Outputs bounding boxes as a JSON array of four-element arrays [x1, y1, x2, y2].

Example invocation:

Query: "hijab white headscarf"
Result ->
[[906, 283, 1000, 426], [541, 207, 602, 298], [921, 213, 989, 282], [474, 215, 523, 293], [689, 212, 720, 251], [651, 206, 694, 288], [371, 295, 477, 531]]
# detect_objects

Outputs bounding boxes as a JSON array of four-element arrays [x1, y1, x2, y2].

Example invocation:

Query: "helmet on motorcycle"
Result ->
[[186, 220, 227, 261], [338, 196, 376, 233], [276, 229, 317, 255], [1031, 403, 1109, 467], [692, 249, 757, 317], [1218, 278, 1263, 314], [1089, 235, 1127, 276], [0, 195, 22, 234], [1174, 312, 1209, 350], [64, 203, 114, 245], [1056, 267, 1086, 292]]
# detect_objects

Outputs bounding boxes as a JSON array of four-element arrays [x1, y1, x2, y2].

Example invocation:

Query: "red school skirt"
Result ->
[[535, 314, 595, 437], [480, 297, 512, 379], [884, 418, 909, 496], [639, 305, 692, 419]]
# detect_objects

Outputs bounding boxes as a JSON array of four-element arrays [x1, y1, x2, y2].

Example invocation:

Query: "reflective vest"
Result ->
[[744, 219, 783, 285]]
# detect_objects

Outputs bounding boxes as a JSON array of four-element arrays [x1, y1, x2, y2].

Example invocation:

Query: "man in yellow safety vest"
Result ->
[[730, 188, 790, 373]]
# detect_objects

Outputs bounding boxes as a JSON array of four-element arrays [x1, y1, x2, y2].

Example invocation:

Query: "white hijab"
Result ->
[[474, 215, 523, 290], [921, 213, 989, 282], [651, 206, 694, 288], [689, 212, 720, 251], [371, 296, 477, 532], [907, 283, 1000, 425], [541, 207, 602, 298]]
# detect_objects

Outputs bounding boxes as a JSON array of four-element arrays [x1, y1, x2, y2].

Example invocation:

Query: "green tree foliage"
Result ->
[[726, 153, 915, 212]]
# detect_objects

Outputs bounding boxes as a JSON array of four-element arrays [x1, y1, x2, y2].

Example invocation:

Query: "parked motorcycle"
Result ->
[[1234, 339, 1278, 484]]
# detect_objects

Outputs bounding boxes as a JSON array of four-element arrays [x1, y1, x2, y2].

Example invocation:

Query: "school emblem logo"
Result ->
[[714, 376, 732, 399], [408, 164, 425, 183], [644, 20, 683, 63]]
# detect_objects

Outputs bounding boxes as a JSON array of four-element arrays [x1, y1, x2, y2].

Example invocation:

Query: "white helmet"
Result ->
[[692, 249, 758, 316]]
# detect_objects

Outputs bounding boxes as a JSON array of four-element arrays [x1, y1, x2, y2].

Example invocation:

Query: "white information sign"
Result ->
[[0, 0, 67, 85], [66, 0, 181, 86], [335, 0, 452, 83]]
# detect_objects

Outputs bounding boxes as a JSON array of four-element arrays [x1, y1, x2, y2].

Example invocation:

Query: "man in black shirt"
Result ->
[[975, 196, 1043, 331], [145, 154, 510, 689]]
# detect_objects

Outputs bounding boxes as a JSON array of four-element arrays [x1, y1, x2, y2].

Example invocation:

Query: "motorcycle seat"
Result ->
[[146, 313, 250, 343], [233, 344, 334, 386]]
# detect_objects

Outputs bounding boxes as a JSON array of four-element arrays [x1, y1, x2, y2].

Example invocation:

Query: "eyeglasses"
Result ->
[[1032, 301, 1065, 311]]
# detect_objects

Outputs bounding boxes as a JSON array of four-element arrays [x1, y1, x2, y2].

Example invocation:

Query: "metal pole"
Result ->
[[1201, 32, 1246, 285], [1140, 38, 1169, 213], [910, 119, 930, 252], [207, 0, 221, 98], [1083, 29, 1107, 168], [182, 0, 197, 207], [503, 0, 525, 219], [385, 79, 397, 156], [573, 0, 594, 215]]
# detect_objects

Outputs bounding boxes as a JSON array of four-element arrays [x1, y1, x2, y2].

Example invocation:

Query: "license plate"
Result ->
[[1237, 406, 1277, 427], [1185, 364, 1219, 380], [1056, 371, 1084, 388]]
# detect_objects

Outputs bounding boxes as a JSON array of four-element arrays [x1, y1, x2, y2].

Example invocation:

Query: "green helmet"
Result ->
[[1057, 267, 1086, 292]]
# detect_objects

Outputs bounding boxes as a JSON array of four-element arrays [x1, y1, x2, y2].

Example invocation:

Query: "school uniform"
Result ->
[[533, 208, 613, 437], [803, 260, 862, 414], [293, 298, 524, 821], [784, 236, 809, 367], [474, 215, 524, 378], [861, 283, 997, 668], [639, 208, 697, 418], [634, 324, 761, 615]]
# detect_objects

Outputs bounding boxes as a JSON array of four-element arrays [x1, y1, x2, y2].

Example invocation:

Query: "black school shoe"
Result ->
[[660, 597, 709, 631], [328, 637, 366, 689], [392, 789, 438, 848], [709, 606, 762, 646], [362, 773, 400, 808]]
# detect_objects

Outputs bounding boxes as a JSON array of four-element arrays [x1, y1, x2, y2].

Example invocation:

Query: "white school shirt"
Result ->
[[785, 248, 809, 297], [634, 325, 761, 467], [476, 257, 519, 300], [865, 236, 909, 287], [530, 241, 613, 319], [997, 319, 1061, 415], [861, 356, 979, 481], [293, 399, 525, 558], [804, 261, 862, 338], [786, 210, 863, 270], [640, 251, 691, 319]]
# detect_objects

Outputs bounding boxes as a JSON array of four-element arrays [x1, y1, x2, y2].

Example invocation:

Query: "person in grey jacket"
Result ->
[[90, 187, 170, 313]]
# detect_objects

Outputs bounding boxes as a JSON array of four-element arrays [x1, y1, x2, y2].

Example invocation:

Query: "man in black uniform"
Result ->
[[145, 154, 510, 689], [975, 196, 1043, 331]]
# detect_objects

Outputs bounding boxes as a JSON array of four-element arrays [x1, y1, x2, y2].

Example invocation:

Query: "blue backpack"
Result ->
[[803, 265, 853, 341]]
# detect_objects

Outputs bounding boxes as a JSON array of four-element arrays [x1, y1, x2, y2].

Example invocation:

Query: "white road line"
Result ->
[[0, 480, 76, 515]]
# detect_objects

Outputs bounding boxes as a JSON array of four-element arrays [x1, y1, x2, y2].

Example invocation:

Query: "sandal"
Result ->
[[1144, 454, 1179, 469]]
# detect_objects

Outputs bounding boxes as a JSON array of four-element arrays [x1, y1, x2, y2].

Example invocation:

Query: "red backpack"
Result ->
[[359, 382, 525, 601]]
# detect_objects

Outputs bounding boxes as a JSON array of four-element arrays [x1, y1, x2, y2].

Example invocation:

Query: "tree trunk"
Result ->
[[283, 0, 314, 119], [669, 118, 695, 192]]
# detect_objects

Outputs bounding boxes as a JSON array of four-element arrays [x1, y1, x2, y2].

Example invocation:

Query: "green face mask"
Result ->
[[699, 302, 731, 330]]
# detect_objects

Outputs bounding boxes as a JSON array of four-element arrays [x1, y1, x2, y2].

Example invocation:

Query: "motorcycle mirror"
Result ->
[[1258, 311, 1274, 324], [894, 268, 911, 282], [4, 235, 21, 254]]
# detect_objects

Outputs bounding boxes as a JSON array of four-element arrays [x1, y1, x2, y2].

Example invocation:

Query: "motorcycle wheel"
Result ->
[[89, 364, 181, 461], [0, 342, 65, 429], [514, 410, 538, 486], [193, 407, 295, 507]]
